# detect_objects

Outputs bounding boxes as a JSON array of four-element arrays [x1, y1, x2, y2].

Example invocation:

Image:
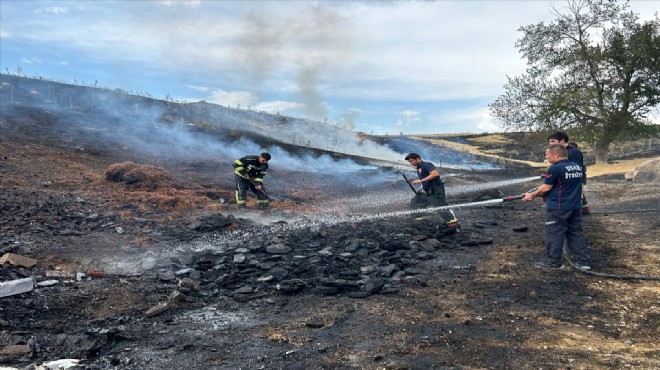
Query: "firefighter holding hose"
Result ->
[[405, 153, 460, 229], [523, 144, 591, 270], [233, 152, 271, 209], [548, 131, 590, 214]]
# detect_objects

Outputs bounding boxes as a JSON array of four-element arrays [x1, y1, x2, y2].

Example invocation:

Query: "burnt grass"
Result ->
[[2, 107, 660, 369]]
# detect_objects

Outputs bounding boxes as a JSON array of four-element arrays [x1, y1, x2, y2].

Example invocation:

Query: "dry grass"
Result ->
[[410, 135, 657, 177], [410, 136, 544, 168], [465, 134, 516, 145], [588, 157, 657, 177], [105, 161, 176, 189]]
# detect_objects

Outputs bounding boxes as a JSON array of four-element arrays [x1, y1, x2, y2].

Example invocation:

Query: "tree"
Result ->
[[490, 0, 660, 164]]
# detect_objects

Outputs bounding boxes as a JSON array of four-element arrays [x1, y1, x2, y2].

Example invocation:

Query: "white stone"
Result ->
[[0, 277, 36, 297]]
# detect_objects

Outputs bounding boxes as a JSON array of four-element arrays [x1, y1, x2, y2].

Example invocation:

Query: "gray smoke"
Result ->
[[233, 4, 353, 122]]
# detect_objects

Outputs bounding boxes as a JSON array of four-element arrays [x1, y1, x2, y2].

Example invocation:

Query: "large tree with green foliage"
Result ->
[[490, 0, 660, 164]]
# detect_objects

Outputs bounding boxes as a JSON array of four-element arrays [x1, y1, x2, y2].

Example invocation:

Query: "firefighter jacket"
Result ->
[[233, 155, 268, 184]]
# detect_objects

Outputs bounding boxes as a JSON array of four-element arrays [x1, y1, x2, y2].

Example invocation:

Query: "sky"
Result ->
[[1, 0, 659, 135]]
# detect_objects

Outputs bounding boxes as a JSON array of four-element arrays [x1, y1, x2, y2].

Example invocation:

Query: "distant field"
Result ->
[[588, 157, 655, 177], [410, 133, 657, 178]]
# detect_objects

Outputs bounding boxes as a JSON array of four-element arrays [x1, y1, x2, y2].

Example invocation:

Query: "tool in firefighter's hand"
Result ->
[[522, 186, 540, 197], [501, 191, 535, 202], [518, 186, 543, 203], [503, 194, 525, 201], [499, 187, 540, 202], [402, 174, 421, 194], [248, 178, 271, 200]]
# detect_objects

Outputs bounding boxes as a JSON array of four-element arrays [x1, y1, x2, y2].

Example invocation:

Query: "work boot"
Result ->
[[534, 260, 563, 269], [446, 210, 461, 232], [446, 220, 461, 233], [414, 212, 433, 221], [573, 261, 591, 270]]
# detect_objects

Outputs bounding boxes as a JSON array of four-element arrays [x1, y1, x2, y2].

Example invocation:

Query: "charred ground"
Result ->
[[1, 81, 660, 369]]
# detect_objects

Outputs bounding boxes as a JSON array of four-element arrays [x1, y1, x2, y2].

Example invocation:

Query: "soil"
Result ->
[[1, 104, 660, 369]]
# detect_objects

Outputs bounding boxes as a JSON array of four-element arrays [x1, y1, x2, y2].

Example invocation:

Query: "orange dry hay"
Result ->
[[105, 161, 176, 190]]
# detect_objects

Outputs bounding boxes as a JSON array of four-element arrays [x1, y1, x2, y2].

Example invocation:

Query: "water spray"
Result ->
[[181, 175, 544, 251]]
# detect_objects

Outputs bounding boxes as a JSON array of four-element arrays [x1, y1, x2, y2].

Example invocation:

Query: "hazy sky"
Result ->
[[1, 0, 658, 135]]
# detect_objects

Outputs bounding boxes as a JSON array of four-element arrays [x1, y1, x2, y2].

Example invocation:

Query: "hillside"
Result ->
[[1, 75, 659, 370]]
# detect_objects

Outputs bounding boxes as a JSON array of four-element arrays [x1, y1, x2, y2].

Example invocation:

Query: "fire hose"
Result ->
[[563, 253, 660, 280]]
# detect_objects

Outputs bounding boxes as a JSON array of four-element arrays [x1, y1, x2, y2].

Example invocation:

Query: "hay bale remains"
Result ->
[[105, 161, 176, 189]]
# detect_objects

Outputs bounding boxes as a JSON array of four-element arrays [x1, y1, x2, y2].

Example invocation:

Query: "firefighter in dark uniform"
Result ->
[[548, 132, 590, 214], [233, 152, 271, 209], [405, 153, 460, 229], [523, 144, 591, 270]]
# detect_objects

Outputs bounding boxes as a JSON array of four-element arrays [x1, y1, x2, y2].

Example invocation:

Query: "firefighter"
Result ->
[[523, 144, 591, 270], [405, 153, 460, 229], [233, 152, 271, 209], [548, 132, 590, 214]]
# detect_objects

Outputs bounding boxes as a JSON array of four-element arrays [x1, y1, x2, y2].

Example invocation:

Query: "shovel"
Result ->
[[403, 174, 430, 209], [247, 178, 272, 201]]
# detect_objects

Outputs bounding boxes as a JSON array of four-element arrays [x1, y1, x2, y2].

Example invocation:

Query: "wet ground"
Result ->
[[1, 108, 659, 369]]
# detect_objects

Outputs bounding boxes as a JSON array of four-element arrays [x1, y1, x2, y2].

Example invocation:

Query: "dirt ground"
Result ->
[[1, 109, 659, 370]]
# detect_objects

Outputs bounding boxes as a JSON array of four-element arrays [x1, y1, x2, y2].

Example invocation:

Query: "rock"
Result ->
[[267, 266, 289, 281], [233, 254, 246, 263], [145, 302, 169, 317], [0, 277, 36, 297], [275, 279, 307, 294], [0, 344, 31, 356], [632, 157, 660, 184], [380, 239, 410, 251], [266, 243, 291, 254], [348, 291, 371, 299], [360, 265, 377, 274], [233, 286, 254, 294], [178, 277, 200, 291], [305, 317, 325, 328], [187, 212, 234, 232], [158, 271, 176, 281], [0, 253, 37, 268], [361, 278, 384, 294], [37, 280, 59, 287], [169, 289, 187, 302], [420, 238, 441, 250]]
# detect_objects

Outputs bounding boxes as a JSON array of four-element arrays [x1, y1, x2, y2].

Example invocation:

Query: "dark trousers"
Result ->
[[235, 176, 269, 206], [428, 182, 456, 223], [544, 209, 590, 265]]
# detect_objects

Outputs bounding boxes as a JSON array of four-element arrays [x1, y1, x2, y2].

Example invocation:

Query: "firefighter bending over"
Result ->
[[405, 153, 460, 229], [233, 152, 271, 209]]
